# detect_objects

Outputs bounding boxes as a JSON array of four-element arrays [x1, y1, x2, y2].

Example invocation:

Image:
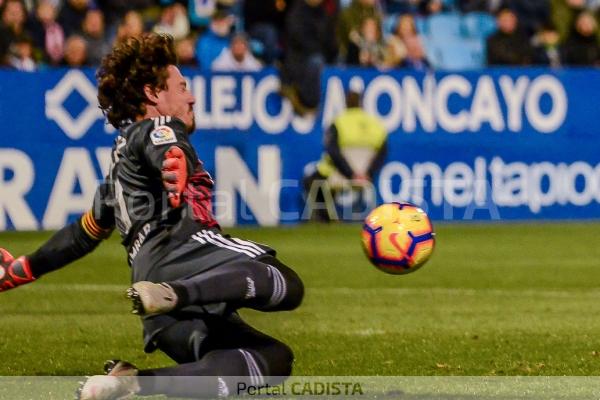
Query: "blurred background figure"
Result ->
[[303, 84, 388, 222], [95, 0, 155, 29], [401, 35, 431, 70], [62, 34, 88, 67], [153, 3, 190, 41], [195, 9, 234, 70], [8, 34, 36, 71], [81, 9, 110, 65], [115, 10, 144, 43], [383, 14, 418, 68], [508, 0, 551, 37], [0, 0, 29, 64], [58, 0, 91, 37], [551, 0, 600, 42], [0, 0, 597, 73], [346, 17, 387, 67], [1, 0, 27, 38], [243, 0, 289, 64], [418, 0, 445, 15], [212, 32, 262, 71], [458, 0, 504, 13], [532, 21, 562, 67], [175, 35, 198, 66], [281, 0, 338, 115], [563, 11, 600, 65], [487, 8, 532, 65], [337, 0, 383, 62], [27, 0, 64, 65]]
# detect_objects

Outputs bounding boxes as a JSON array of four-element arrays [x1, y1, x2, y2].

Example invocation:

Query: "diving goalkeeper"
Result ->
[[0, 33, 304, 400]]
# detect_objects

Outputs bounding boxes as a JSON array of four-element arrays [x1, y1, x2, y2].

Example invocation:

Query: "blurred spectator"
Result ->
[[95, 0, 155, 28], [81, 9, 110, 65], [195, 9, 234, 69], [8, 34, 36, 70], [1, 0, 27, 36], [459, 0, 504, 13], [212, 32, 262, 71], [383, 39, 405, 68], [507, 0, 551, 36], [487, 8, 532, 65], [552, 0, 600, 42], [563, 11, 600, 65], [532, 21, 562, 67], [0, 0, 29, 64], [153, 3, 190, 41], [323, 0, 341, 58], [58, 0, 91, 37], [337, 0, 383, 60], [396, 13, 418, 38], [243, 0, 289, 64], [400, 35, 431, 70], [418, 0, 445, 15], [115, 10, 144, 43], [27, 0, 64, 65], [346, 17, 386, 67], [383, 14, 417, 67], [1, 0, 28, 38], [175, 36, 198, 66], [62, 34, 88, 66], [282, 0, 338, 114]]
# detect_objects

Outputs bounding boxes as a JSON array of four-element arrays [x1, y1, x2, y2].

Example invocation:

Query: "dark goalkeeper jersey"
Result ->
[[91, 116, 219, 262]]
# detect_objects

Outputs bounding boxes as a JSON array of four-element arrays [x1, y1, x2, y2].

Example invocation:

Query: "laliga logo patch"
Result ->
[[150, 126, 177, 146]]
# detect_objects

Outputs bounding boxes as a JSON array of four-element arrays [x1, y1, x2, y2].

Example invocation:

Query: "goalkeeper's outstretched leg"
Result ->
[[78, 312, 294, 399]]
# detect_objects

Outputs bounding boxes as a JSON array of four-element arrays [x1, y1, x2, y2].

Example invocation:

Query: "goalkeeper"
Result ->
[[0, 33, 303, 400]]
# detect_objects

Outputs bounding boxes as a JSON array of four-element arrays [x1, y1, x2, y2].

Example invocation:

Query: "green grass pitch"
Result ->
[[1, 222, 600, 382]]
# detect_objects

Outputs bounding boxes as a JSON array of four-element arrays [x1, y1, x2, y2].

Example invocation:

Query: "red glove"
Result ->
[[0, 248, 35, 292], [161, 146, 188, 208]]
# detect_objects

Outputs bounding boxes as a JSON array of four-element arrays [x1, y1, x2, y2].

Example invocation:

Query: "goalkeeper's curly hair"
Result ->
[[97, 33, 177, 129]]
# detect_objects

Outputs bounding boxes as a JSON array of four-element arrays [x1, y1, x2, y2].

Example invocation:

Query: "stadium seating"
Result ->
[[431, 37, 486, 70], [410, 12, 496, 70], [461, 12, 497, 39], [426, 13, 463, 38]]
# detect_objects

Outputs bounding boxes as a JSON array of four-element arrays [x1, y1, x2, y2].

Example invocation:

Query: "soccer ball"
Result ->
[[362, 202, 435, 275]]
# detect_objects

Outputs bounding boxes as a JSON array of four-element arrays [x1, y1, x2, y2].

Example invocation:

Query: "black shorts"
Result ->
[[130, 223, 276, 353]]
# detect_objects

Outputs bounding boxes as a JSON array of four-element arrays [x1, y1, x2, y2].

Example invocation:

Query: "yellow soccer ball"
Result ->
[[362, 202, 435, 275]]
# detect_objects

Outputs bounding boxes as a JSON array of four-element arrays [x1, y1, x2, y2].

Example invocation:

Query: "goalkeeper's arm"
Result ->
[[0, 185, 114, 292]]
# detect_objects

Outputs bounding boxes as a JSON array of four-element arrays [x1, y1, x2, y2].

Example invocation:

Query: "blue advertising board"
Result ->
[[0, 67, 599, 230]]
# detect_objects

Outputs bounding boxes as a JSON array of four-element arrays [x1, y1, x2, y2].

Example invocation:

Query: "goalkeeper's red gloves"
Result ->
[[0, 248, 35, 292], [161, 146, 188, 208]]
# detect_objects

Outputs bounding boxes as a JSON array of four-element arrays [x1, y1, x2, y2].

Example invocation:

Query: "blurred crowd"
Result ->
[[485, 0, 600, 67], [0, 0, 599, 110]]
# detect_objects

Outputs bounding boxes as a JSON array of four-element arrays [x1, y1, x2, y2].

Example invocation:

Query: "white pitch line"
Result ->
[[316, 287, 600, 299], [22, 284, 600, 299], [23, 284, 125, 292]]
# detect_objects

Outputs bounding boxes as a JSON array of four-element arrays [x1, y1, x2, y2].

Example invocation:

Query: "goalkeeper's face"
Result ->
[[154, 65, 196, 133]]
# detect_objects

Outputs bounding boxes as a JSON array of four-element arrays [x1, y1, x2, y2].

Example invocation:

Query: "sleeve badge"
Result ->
[[150, 126, 177, 145]]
